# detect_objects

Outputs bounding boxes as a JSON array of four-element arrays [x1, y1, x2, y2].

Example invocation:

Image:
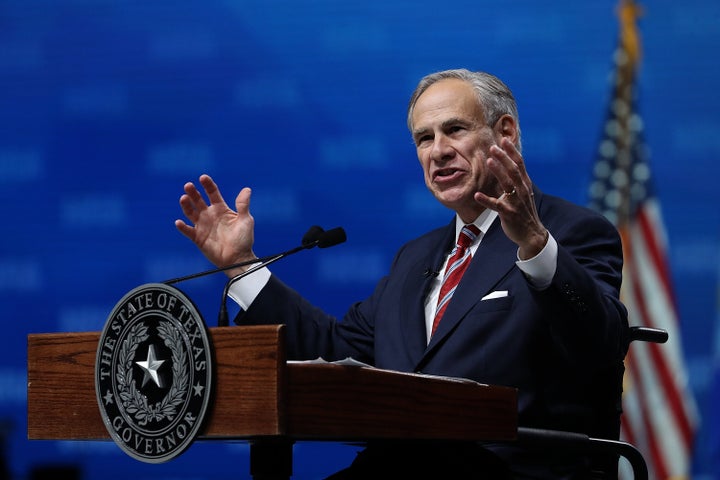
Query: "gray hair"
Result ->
[[407, 69, 522, 152]]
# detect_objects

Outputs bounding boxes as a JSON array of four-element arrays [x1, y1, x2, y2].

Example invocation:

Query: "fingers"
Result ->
[[177, 174, 228, 222], [181, 174, 228, 210], [234, 187, 252, 216], [488, 138, 528, 196], [174, 218, 196, 241], [198, 174, 227, 206], [179, 182, 208, 223], [493, 137, 527, 172], [176, 174, 252, 233]]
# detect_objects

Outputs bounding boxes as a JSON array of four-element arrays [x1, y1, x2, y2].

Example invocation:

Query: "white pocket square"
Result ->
[[481, 290, 508, 301]]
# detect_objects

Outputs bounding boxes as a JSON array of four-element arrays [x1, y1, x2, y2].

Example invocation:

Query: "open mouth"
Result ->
[[433, 167, 463, 181]]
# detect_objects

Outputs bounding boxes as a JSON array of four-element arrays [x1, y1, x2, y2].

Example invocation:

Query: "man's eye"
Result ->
[[416, 135, 432, 146]]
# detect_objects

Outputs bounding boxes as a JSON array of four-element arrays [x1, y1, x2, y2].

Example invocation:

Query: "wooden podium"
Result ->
[[28, 325, 517, 479]]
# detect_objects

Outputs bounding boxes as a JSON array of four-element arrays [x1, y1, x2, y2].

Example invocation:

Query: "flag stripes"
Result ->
[[618, 204, 696, 477]]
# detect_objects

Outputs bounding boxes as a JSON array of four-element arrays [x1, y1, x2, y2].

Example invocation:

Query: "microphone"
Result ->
[[216, 226, 346, 327], [423, 268, 440, 278], [302, 225, 325, 246], [316, 227, 346, 248]]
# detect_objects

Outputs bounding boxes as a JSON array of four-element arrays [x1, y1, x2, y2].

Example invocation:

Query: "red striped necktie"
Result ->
[[431, 224, 480, 337]]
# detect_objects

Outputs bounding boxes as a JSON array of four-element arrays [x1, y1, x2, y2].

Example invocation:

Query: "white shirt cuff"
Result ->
[[515, 233, 557, 289], [227, 267, 272, 311]]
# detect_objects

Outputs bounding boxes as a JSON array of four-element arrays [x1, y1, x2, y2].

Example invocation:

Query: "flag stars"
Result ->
[[595, 160, 612, 180], [605, 189, 622, 209], [633, 162, 650, 182], [600, 140, 617, 159], [630, 112, 641, 127], [611, 169, 629, 188], [590, 180, 607, 199], [612, 98, 629, 117], [605, 119, 621, 137]]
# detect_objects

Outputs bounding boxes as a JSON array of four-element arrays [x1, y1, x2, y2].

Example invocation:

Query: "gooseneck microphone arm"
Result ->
[[161, 225, 346, 327], [162, 225, 328, 285], [163, 253, 278, 285]]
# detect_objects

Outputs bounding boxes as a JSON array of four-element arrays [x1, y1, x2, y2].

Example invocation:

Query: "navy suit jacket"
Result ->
[[236, 188, 629, 474]]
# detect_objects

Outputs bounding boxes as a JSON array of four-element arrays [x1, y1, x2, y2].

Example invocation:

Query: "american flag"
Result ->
[[588, 1, 699, 478]]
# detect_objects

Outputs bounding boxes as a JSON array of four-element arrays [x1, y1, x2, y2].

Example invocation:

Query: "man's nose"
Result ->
[[430, 134, 454, 161]]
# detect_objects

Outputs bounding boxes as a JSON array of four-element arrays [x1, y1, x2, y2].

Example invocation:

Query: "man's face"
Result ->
[[411, 78, 503, 220]]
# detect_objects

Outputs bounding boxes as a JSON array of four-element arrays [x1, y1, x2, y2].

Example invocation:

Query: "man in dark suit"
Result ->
[[176, 69, 629, 479]]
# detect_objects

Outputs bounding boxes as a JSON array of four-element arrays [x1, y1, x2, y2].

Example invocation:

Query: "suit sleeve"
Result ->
[[234, 273, 380, 363], [537, 207, 629, 369]]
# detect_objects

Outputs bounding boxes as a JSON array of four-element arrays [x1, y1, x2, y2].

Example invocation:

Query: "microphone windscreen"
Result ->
[[318, 227, 347, 248], [302, 225, 325, 246]]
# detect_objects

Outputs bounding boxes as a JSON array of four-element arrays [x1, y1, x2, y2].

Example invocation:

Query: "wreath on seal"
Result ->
[[116, 321, 189, 426]]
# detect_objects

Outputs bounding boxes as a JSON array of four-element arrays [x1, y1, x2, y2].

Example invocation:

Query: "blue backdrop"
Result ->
[[1, 0, 719, 478]]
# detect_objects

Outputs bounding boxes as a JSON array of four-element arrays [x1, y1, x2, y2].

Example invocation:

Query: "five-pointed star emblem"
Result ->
[[193, 382, 204, 397], [136, 344, 166, 388]]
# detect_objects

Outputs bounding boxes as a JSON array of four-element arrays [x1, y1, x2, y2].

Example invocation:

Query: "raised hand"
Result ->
[[175, 174, 257, 276], [474, 137, 549, 259]]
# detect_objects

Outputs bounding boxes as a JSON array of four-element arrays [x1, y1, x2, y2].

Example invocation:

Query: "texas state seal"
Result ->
[[95, 283, 213, 463]]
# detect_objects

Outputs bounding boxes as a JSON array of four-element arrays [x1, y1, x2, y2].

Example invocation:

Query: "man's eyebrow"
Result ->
[[413, 117, 471, 137], [442, 117, 472, 127]]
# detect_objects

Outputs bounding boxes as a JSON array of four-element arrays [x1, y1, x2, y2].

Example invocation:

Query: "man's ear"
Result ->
[[495, 114, 518, 144]]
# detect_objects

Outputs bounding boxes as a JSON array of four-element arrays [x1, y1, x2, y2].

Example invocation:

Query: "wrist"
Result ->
[[223, 254, 259, 278], [518, 229, 549, 260]]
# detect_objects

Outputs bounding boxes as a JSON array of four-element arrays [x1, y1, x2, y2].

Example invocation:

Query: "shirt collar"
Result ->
[[454, 209, 498, 243]]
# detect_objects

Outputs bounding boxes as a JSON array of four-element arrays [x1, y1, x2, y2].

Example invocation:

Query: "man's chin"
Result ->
[[433, 189, 469, 211]]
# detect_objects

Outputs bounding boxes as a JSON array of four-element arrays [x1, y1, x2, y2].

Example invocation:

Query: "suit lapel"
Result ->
[[400, 222, 455, 363]]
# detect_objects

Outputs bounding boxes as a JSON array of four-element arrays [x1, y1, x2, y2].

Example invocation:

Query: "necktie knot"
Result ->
[[457, 224, 480, 249]]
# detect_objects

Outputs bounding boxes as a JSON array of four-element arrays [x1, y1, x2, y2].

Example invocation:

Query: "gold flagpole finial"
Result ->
[[617, 0, 644, 67]]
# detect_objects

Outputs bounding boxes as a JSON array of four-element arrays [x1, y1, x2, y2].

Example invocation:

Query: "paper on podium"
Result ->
[[288, 357, 373, 367], [287, 357, 483, 385]]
